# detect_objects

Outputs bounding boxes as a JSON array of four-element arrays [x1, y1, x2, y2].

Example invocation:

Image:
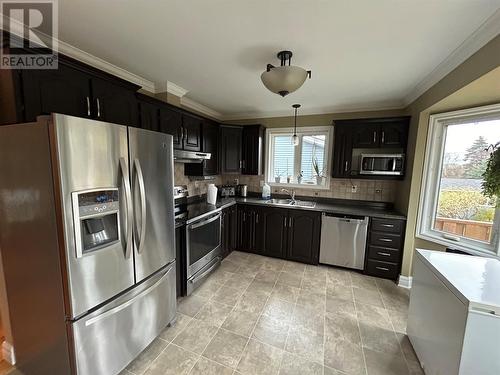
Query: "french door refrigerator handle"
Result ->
[[119, 158, 133, 259], [133, 158, 147, 254]]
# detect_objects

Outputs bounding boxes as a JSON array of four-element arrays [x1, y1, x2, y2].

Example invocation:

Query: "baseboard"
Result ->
[[2, 341, 15, 365], [398, 275, 413, 289]]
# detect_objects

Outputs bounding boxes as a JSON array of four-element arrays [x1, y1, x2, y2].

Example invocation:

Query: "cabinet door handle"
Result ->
[[86, 96, 91, 116], [283, 217, 287, 228], [289, 217, 293, 227], [381, 131, 385, 144], [239, 161, 243, 169], [377, 252, 391, 257], [344, 161, 348, 172], [96, 98, 101, 118], [379, 238, 393, 242], [255, 213, 259, 223], [373, 131, 377, 143], [381, 224, 394, 228], [376, 266, 389, 271]]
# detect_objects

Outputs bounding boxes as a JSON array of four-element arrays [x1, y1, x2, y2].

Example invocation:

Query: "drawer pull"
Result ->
[[377, 252, 391, 257], [376, 266, 390, 271], [379, 238, 393, 242], [380, 224, 394, 228]]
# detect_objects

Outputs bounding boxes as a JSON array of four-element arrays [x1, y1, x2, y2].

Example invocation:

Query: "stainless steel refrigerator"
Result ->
[[0, 114, 176, 375]]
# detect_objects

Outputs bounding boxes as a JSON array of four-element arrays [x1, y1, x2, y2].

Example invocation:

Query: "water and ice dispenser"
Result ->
[[72, 189, 121, 257]]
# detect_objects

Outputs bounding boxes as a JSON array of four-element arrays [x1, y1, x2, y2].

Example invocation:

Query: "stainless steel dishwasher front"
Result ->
[[319, 213, 369, 270]]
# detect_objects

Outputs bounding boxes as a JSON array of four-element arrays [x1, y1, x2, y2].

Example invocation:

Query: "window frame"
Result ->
[[265, 126, 333, 190], [416, 103, 500, 257]]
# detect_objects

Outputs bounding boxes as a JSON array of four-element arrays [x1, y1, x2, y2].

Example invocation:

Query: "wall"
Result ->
[[397, 35, 500, 277]]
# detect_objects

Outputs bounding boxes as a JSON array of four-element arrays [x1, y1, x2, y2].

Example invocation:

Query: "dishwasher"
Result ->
[[319, 213, 369, 270]]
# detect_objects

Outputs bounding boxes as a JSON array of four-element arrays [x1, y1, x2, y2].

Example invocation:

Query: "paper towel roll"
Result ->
[[207, 184, 218, 205]]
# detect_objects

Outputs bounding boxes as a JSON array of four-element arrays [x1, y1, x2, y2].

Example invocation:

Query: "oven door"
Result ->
[[186, 212, 221, 279]]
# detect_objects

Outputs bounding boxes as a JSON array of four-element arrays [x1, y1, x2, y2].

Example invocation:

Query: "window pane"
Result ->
[[301, 135, 325, 183], [434, 119, 500, 243], [272, 135, 295, 182]]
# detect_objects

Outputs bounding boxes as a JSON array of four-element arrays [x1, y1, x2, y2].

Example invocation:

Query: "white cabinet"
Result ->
[[408, 250, 500, 375]]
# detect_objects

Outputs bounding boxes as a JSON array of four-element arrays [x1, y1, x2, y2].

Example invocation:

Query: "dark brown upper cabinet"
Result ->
[[332, 116, 410, 179], [181, 114, 202, 152], [185, 119, 219, 176], [159, 106, 183, 148], [136, 93, 160, 131], [220, 125, 243, 174], [242, 125, 264, 175], [91, 77, 138, 126]]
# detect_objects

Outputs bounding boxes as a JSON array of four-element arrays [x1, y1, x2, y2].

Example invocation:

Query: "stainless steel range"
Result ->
[[174, 186, 222, 295]]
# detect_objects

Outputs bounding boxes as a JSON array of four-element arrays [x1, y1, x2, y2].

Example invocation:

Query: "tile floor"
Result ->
[[124, 251, 424, 375]]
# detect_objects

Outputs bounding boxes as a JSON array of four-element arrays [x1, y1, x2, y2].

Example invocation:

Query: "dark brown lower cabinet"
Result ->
[[221, 204, 238, 259], [237, 205, 320, 265]]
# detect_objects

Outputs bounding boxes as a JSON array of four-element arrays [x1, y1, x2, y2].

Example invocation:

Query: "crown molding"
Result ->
[[181, 96, 223, 120], [154, 81, 189, 97], [403, 8, 500, 107], [220, 101, 405, 121]]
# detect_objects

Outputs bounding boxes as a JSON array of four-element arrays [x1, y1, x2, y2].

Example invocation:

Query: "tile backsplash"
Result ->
[[175, 163, 399, 203]]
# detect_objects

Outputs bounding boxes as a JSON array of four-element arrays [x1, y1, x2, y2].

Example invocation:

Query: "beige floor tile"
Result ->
[[356, 302, 392, 330], [301, 276, 327, 293], [364, 348, 409, 375], [285, 325, 324, 364], [226, 251, 250, 263], [407, 359, 424, 375], [304, 264, 327, 279], [202, 329, 248, 368], [359, 322, 402, 356], [271, 283, 301, 303], [247, 279, 275, 295], [189, 357, 233, 375], [325, 314, 361, 346], [177, 295, 208, 317], [235, 290, 269, 314], [222, 309, 260, 337], [290, 304, 325, 334], [194, 301, 233, 327], [223, 274, 254, 291], [262, 296, 295, 322], [219, 259, 241, 274], [326, 296, 356, 317], [160, 313, 192, 342], [283, 261, 306, 274], [262, 257, 286, 271], [278, 352, 323, 375], [381, 291, 410, 313], [277, 271, 303, 288], [208, 270, 234, 285], [255, 268, 280, 283], [296, 290, 326, 310], [191, 278, 223, 299], [126, 338, 168, 374], [211, 286, 244, 307], [145, 344, 199, 375], [173, 319, 218, 354], [324, 337, 366, 375], [395, 333, 419, 363], [237, 339, 283, 375], [353, 287, 384, 307], [326, 284, 354, 301], [323, 365, 346, 375], [388, 308, 408, 333], [326, 268, 352, 286], [350, 273, 378, 291], [238, 264, 263, 278], [252, 314, 290, 349]]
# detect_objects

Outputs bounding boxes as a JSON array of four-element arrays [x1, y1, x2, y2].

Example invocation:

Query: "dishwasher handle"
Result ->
[[322, 212, 368, 223]]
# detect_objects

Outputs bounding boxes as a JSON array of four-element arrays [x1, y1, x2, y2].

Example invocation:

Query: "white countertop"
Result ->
[[416, 249, 500, 314]]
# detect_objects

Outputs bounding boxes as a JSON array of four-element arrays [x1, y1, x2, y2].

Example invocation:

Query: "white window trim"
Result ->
[[416, 103, 500, 257], [265, 126, 333, 190]]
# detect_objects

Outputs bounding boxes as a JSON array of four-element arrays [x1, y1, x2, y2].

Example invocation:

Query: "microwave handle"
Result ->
[[392, 158, 396, 171]]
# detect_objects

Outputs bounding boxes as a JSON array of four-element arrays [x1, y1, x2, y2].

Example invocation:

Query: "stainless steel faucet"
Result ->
[[281, 188, 296, 202]]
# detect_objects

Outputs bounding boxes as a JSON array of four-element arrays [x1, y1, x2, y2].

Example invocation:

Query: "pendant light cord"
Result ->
[[294, 107, 297, 136]]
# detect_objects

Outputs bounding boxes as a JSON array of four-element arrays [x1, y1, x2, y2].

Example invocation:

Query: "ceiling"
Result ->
[[57, 1, 500, 119]]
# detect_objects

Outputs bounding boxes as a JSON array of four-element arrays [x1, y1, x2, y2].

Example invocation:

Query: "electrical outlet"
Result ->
[[351, 185, 358, 193], [375, 188, 382, 194]]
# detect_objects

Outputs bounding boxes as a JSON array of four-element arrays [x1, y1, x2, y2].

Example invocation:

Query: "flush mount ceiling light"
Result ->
[[291, 104, 301, 146], [261, 51, 311, 97]]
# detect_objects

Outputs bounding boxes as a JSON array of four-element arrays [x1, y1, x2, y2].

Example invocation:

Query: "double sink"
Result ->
[[265, 198, 316, 208]]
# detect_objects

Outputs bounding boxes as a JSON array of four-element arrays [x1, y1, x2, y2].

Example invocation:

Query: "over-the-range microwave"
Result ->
[[359, 153, 405, 176]]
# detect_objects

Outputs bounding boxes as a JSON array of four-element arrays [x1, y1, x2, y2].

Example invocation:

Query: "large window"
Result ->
[[266, 126, 332, 189], [418, 104, 500, 256]]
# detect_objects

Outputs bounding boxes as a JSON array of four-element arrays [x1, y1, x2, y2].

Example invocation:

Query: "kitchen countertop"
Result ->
[[416, 249, 500, 313], [185, 196, 405, 224]]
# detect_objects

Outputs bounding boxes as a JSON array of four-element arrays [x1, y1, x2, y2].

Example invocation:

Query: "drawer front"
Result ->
[[370, 232, 401, 249], [365, 259, 399, 279], [371, 218, 403, 234], [368, 246, 400, 262]]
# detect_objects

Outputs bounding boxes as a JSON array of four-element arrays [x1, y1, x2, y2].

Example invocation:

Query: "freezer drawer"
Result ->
[[72, 263, 176, 375]]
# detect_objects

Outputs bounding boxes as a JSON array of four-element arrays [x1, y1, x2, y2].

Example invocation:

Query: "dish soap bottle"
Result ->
[[262, 183, 271, 200]]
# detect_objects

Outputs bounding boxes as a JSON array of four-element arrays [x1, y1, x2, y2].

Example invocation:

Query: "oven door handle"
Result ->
[[189, 212, 221, 230]]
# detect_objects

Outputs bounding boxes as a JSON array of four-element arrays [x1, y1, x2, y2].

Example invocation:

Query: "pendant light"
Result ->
[[291, 104, 301, 146], [261, 51, 311, 97]]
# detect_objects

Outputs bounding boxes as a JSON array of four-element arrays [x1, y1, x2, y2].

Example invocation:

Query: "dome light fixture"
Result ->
[[261, 50, 311, 97], [291, 104, 301, 146]]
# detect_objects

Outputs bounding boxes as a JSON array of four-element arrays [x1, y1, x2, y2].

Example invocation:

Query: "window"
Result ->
[[265, 126, 332, 189], [417, 104, 500, 256]]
